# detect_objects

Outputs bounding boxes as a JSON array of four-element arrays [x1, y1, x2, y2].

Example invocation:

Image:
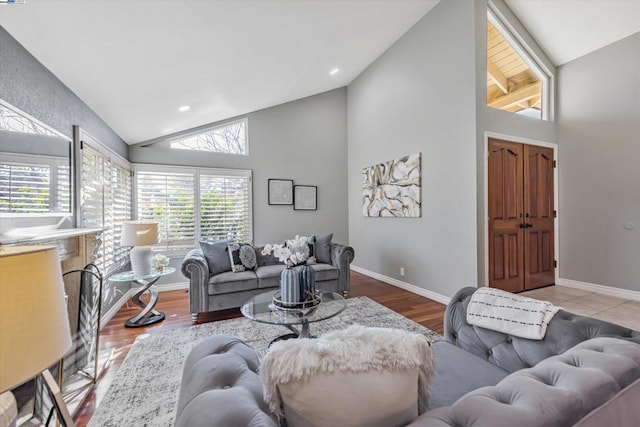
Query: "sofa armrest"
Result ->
[[176, 334, 278, 427], [181, 249, 210, 320], [330, 243, 354, 297], [444, 287, 640, 373]]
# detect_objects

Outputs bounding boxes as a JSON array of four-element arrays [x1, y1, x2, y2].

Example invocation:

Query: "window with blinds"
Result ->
[[200, 173, 251, 242], [0, 153, 69, 213], [81, 142, 132, 274], [135, 170, 196, 250], [134, 165, 252, 251]]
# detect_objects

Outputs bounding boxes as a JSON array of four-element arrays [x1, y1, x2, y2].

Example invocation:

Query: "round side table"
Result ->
[[110, 267, 176, 328]]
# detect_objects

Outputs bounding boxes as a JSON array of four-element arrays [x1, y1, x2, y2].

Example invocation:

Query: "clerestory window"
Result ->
[[486, 7, 551, 120], [170, 118, 248, 155], [0, 102, 58, 137]]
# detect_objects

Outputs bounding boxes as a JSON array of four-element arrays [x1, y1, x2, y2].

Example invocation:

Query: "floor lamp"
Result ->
[[0, 246, 75, 427]]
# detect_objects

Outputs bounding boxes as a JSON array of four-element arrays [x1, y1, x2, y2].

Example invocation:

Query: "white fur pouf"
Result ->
[[260, 324, 435, 427]]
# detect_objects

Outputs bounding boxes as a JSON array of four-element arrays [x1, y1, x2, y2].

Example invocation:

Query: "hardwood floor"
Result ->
[[73, 271, 446, 426]]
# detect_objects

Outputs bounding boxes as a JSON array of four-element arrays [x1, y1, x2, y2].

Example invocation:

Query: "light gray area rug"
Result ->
[[88, 296, 441, 427]]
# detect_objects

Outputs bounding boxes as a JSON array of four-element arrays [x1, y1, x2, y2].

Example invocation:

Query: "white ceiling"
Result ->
[[506, 0, 640, 66], [1, 1, 639, 145], [0, 0, 439, 144]]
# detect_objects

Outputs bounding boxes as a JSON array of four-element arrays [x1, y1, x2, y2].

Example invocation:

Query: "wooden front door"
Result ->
[[488, 138, 555, 292]]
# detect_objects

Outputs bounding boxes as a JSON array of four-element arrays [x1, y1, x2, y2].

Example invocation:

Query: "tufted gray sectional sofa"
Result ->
[[175, 287, 640, 427], [412, 287, 640, 426]]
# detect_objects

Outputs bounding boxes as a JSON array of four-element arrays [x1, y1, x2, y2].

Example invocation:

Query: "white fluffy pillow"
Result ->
[[260, 324, 435, 427]]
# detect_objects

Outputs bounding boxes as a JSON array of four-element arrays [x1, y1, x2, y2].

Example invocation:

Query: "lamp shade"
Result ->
[[0, 246, 72, 392], [121, 220, 159, 247]]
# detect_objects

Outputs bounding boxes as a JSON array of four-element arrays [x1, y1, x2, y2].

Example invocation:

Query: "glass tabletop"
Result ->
[[241, 290, 347, 327], [109, 267, 176, 282]]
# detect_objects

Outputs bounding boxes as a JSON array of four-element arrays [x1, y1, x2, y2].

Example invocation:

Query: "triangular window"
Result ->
[[487, 9, 550, 120]]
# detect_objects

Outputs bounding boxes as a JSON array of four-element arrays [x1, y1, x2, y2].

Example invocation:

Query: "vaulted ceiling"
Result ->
[[1, 1, 639, 144], [0, 0, 439, 144]]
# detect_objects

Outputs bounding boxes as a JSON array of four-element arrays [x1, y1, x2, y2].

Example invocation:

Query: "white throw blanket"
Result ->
[[466, 288, 561, 340]]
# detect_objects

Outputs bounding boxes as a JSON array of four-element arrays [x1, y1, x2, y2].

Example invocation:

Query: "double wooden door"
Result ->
[[488, 138, 555, 293]]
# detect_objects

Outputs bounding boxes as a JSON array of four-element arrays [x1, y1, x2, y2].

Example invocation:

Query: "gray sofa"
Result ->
[[181, 241, 354, 321], [175, 287, 640, 426]]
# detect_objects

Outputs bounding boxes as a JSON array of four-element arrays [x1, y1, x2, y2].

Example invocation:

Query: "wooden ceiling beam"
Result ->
[[487, 59, 509, 94], [489, 81, 541, 109]]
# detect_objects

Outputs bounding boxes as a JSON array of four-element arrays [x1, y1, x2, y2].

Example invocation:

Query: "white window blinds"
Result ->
[[135, 170, 196, 250], [112, 162, 132, 266], [0, 162, 50, 212], [81, 141, 132, 274], [134, 165, 252, 251], [200, 173, 251, 242], [0, 153, 69, 213]]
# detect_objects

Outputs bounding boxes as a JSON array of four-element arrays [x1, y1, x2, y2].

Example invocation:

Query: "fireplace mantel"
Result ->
[[0, 227, 104, 248]]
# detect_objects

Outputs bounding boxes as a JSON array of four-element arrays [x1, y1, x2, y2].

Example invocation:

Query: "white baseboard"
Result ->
[[351, 265, 451, 305], [100, 289, 132, 329], [557, 278, 640, 302], [156, 281, 189, 292]]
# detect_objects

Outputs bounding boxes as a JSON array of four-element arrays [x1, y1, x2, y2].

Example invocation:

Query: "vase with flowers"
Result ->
[[262, 235, 316, 305], [150, 253, 170, 274]]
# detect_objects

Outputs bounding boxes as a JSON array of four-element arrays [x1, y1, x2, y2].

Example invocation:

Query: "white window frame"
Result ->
[[133, 163, 253, 255], [167, 117, 249, 156], [487, 4, 554, 121]]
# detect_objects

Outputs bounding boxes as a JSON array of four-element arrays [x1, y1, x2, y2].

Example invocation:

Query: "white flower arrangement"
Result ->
[[150, 253, 170, 270], [262, 235, 310, 268]]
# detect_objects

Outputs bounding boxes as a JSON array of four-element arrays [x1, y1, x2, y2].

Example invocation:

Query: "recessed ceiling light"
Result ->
[[178, 105, 190, 112], [329, 68, 340, 76]]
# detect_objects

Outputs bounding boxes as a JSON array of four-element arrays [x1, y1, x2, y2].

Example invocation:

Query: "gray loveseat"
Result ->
[[175, 286, 640, 426], [181, 239, 354, 322]]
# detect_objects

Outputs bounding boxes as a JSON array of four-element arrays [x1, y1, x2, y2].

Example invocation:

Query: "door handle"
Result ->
[[519, 223, 533, 229]]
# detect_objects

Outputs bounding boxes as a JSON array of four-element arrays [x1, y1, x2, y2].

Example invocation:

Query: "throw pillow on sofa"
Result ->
[[261, 324, 435, 427], [199, 239, 233, 276], [227, 242, 257, 272], [314, 233, 332, 264]]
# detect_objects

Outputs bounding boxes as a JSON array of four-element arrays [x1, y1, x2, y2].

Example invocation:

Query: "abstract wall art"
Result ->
[[268, 179, 293, 205], [362, 152, 421, 217]]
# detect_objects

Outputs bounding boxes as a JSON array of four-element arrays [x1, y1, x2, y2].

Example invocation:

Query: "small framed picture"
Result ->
[[268, 179, 294, 205], [294, 185, 317, 210]]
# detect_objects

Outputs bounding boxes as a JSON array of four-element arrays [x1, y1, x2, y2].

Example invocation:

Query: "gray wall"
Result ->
[[557, 32, 640, 292], [129, 88, 349, 246], [0, 25, 127, 158], [347, 0, 478, 299]]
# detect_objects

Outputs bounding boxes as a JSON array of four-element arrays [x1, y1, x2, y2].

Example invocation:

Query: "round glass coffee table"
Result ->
[[241, 290, 347, 341]]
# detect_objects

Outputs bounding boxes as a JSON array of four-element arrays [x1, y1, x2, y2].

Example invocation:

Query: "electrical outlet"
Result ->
[[400, 267, 405, 277]]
